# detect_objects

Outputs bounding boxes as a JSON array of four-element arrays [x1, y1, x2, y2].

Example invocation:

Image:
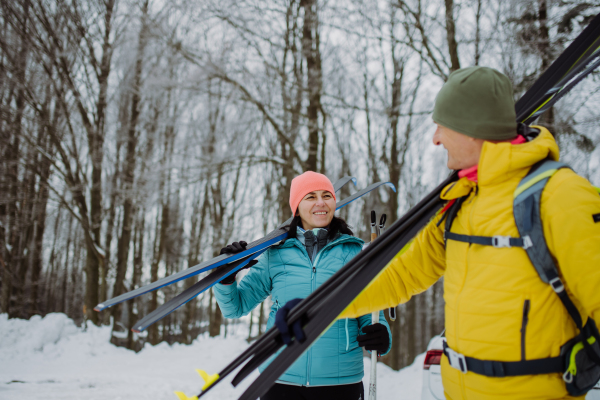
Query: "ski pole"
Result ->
[[378, 214, 396, 322], [369, 211, 378, 400]]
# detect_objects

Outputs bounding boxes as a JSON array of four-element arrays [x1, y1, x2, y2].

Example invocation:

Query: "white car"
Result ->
[[421, 335, 445, 400], [421, 334, 600, 400]]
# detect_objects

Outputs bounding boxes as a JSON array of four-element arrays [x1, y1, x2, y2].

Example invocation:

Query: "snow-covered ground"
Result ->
[[0, 313, 423, 399]]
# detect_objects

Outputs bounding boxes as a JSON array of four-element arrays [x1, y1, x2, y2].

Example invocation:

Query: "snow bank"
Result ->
[[0, 313, 80, 357], [0, 313, 422, 399]]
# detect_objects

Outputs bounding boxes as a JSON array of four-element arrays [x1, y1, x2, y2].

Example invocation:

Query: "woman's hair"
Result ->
[[286, 215, 353, 240]]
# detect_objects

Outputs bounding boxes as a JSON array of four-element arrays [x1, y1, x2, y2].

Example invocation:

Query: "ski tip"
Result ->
[[131, 327, 141, 333], [196, 369, 220, 391], [93, 304, 105, 312], [351, 177, 358, 186], [174, 391, 198, 400], [384, 182, 397, 193]]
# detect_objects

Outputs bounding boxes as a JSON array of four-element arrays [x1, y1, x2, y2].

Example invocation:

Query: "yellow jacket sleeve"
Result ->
[[543, 169, 600, 327], [340, 212, 447, 319]]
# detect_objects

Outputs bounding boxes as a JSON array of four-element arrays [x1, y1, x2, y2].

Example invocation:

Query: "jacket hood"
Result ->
[[442, 126, 559, 200], [478, 126, 559, 186]]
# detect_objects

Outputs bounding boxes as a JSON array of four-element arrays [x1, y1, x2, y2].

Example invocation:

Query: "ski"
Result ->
[[191, 13, 600, 400], [130, 180, 394, 331], [131, 248, 268, 333], [189, 173, 454, 400], [94, 178, 393, 312], [522, 49, 600, 124], [516, 12, 600, 123], [236, 185, 449, 400], [95, 177, 354, 312]]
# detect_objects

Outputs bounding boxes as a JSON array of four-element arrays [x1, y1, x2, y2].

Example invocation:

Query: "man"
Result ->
[[339, 66, 600, 399]]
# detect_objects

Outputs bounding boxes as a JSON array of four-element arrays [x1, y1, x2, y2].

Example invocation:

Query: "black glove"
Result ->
[[357, 323, 389, 355], [219, 241, 253, 285], [275, 298, 306, 345], [220, 241, 248, 255]]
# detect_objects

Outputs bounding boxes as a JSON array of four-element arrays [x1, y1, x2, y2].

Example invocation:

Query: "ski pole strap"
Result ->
[[442, 340, 563, 377], [443, 231, 532, 249]]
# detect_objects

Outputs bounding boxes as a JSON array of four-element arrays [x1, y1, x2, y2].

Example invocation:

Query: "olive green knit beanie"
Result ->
[[432, 66, 517, 140]]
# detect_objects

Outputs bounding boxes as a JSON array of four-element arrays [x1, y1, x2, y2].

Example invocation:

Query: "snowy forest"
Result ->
[[1, 0, 600, 373]]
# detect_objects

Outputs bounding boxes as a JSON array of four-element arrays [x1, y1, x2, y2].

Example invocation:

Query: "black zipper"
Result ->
[[520, 300, 530, 360]]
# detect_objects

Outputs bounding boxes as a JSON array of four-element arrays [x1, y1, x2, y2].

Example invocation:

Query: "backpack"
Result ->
[[441, 158, 600, 396]]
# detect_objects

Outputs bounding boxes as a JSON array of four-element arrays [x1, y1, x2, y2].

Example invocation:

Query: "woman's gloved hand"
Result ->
[[219, 241, 254, 285], [220, 241, 248, 255], [357, 323, 389, 355], [275, 298, 306, 345]]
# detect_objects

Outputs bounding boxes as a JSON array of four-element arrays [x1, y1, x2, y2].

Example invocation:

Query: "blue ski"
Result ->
[[129, 180, 394, 331], [131, 248, 268, 333], [95, 177, 388, 312]]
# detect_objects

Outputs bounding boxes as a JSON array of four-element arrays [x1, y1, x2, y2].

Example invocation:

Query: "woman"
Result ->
[[214, 171, 391, 400]]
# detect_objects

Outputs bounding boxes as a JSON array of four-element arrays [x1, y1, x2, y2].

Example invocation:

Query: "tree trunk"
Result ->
[[148, 204, 163, 344], [257, 300, 265, 336], [302, 0, 321, 172], [81, 0, 117, 327], [402, 300, 418, 367], [474, 0, 483, 66], [112, 0, 149, 343], [207, 244, 223, 337], [102, 140, 122, 310], [381, 306, 401, 370], [2, 0, 30, 318], [247, 309, 254, 341], [444, 0, 461, 73], [127, 212, 145, 350], [14, 165, 36, 319], [209, 288, 222, 337], [182, 188, 207, 343], [30, 142, 51, 316], [536, 0, 554, 128]]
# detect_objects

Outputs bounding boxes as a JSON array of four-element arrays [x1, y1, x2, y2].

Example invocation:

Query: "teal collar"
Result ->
[[296, 227, 328, 245]]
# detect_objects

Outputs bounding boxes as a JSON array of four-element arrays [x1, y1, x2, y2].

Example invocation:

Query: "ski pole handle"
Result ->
[[378, 214, 386, 235], [370, 210, 377, 242], [388, 307, 396, 321]]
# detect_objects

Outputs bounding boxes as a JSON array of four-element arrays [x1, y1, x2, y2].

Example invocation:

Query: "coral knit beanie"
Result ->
[[289, 172, 336, 216]]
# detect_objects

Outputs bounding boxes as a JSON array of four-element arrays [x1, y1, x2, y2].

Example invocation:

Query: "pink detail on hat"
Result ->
[[289, 172, 336, 215]]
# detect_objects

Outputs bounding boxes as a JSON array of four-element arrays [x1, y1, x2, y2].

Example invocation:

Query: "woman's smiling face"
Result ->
[[296, 190, 336, 231]]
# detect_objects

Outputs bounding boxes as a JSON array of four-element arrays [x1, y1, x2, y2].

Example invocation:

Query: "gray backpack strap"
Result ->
[[513, 159, 584, 329], [513, 160, 570, 285]]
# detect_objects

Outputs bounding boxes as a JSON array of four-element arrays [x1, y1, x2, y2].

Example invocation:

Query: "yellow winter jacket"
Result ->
[[341, 127, 600, 400]]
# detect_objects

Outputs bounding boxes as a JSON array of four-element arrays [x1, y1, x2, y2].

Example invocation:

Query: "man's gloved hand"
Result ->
[[357, 323, 389, 355], [219, 241, 254, 285], [275, 298, 306, 345]]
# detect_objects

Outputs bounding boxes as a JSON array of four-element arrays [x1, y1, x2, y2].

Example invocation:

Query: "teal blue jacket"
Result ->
[[214, 232, 392, 387]]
